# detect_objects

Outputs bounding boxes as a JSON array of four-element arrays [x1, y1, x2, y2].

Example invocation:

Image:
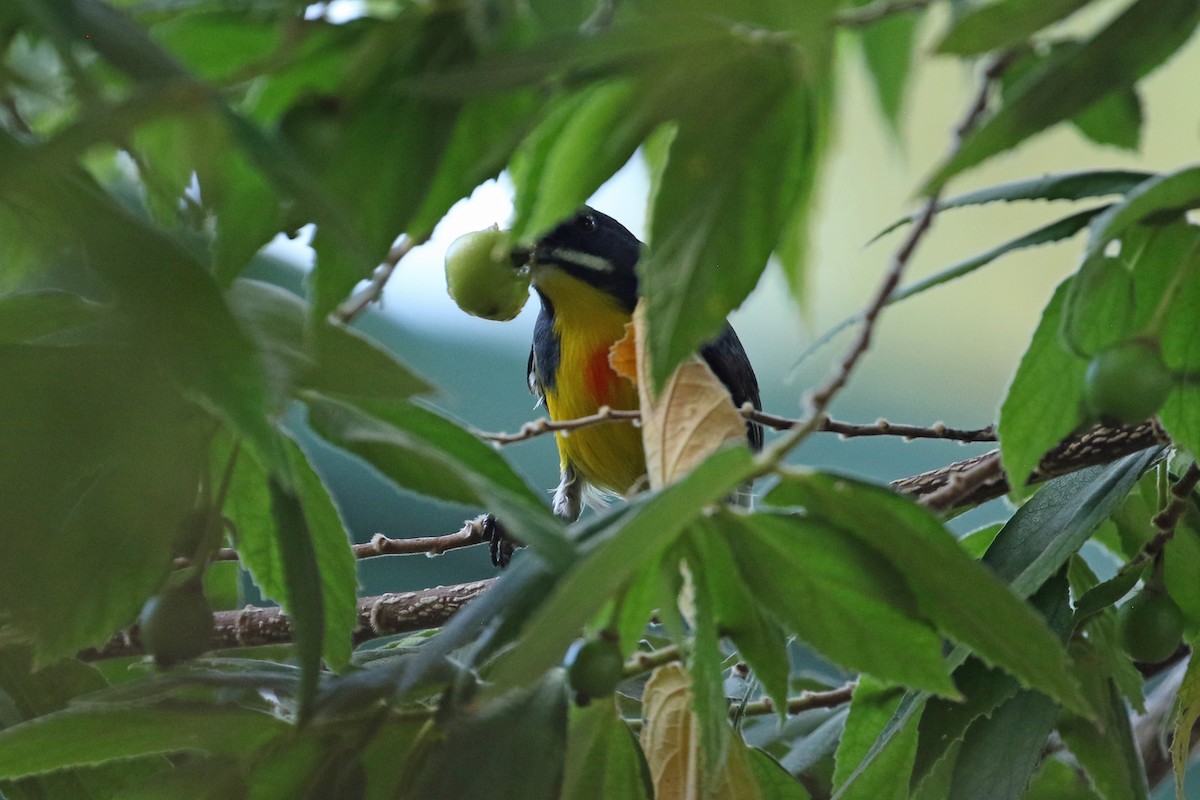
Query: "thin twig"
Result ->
[[736, 682, 856, 718], [917, 454, 1005, 512], [477, 405, 995, 446], [623, 644, 684, 678], [833, 0, 933, 27], [79, 579, 494, 661], [332, 235, 421, 324]]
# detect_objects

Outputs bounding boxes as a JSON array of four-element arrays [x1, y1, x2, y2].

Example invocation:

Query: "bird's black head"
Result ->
[[513, 207, 643, 313]]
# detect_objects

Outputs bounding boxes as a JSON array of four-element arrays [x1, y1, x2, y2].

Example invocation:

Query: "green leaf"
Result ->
[[483, 447, 757, 695], [562, 699, 653, 800], [226, 436, 356, 673], [926, 0, 1200, 191], [1024, 758, 1104, 799], [643, 57, 818, 388], [874, 169, 1152, 240], [855, 0, 919, 134], [267, 477, 324, 720], [0, 701, 288, 780], [1057, 640, 1149, 800], [718, 511, 956, 697], [766, 474, 1089, 716], [1086, 166, 1200, 258], [747, 747, 812, 799], [303, 394, 568, 566], [111, 756, 248, 800], [0, 291, 106, 345], [935, 0, 1091, 56], [943, 688, 1060, 800], [1072, 87, 1142, 151], [833, 678, 920, 800], [999, 278, 1087, 494], [984, 448, 1162, 596], [407, 89, 541, 240], [1171, 651, 1200, 798], [1060, 253, 1135, 356], [509, 80, 648, 241], [227, 279, 431, 408], [688, 519, 791, 721], [909, 571, 1074, 791], [0, 345, 202, 663], [687, 547, 730, 784], [398, 674, 568, 800]]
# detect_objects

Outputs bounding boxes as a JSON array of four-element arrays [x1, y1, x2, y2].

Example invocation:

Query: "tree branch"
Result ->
[[79, 579, 494, 661], [833, 0, 933, 27], [331, 235, 421, 324]]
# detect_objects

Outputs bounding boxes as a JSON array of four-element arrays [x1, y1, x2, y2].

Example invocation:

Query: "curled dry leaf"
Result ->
[[610, 302, 746, 490], [640, 664, 760, 800]]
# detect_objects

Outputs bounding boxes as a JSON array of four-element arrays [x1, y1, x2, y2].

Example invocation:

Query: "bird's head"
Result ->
[[511, 207, 642, 314]]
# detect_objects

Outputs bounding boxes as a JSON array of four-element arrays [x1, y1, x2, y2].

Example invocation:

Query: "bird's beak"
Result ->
[[509, 243, 534, 268]]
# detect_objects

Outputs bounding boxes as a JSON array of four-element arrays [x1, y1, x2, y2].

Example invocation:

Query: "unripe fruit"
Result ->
[[1084, 339, 1173, 424], [138, 584, 214, 668], [444, 227, 530, 321], [1118, 590, 1184, 664], [564, 635, 624, 701]]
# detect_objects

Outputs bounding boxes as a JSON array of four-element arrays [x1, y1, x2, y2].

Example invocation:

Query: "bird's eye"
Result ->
[[577, 214, 598, 233]]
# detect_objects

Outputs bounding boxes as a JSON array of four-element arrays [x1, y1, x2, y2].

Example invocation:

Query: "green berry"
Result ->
[[138, 584, 214, 668], [1084, 339, 1173, 424], [444, 227, 530, 321], [564, 635, 624, 701], [1118, 590, 1184, 664]]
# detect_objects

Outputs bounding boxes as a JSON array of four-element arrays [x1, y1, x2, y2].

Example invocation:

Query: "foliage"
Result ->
[[1, 1, 1200, 798]]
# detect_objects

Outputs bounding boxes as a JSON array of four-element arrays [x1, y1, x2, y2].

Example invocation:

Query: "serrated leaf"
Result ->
[[766, 474, 1090, 716], [227, 279, 431, 408], [398, 674, 568, 800], [0, 701, 288, 780], [561, 699, 653, 800], [999, 278, 1087, 494], [748, 746, 812, 799], [1171, 652, 1200, 798], [833, 678, 920, 800], [1058, 640, 1149, 800], [1086, 166, 1200, 258], [643, 56, 817, 389], [688, 519, 791, 723], [804, 206, 1104, 366], [267, 477, 323, 720], [855, 0, 919, 134], [985, 448, 1162, 596], [509, 80, 647, 242], [1025, 758, 1104, 799], [0, 345, 201, 663], [0, 291, 106, 345], [718, 511, 956, 697], [483, 448, 757, 696], [1060, 253, 1135, 356], [945, 687, 1060, 800], [926, 0, 1200, 191], [303, 394, 569, 566], [687, 549, 731, 787], [1072, 87, 1142, 152], [874, 170, 1151, 241], [935, 0, 1091, 56]]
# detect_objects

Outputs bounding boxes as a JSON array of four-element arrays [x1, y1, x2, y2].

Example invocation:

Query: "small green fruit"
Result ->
[[564, 635, 624, 701], [1118, 590, 1184, 664], [139, 584, 214, 668], [1084, 339, 1173, 424], [444, 227, 530, 321]]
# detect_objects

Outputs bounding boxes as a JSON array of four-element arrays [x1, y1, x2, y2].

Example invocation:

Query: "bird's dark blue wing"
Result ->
[[701, 323, 763, 451]]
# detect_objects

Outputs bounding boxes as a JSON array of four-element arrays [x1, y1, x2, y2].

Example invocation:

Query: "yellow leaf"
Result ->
[[640, 664, 761, 800], [619, 302, 746, 490]]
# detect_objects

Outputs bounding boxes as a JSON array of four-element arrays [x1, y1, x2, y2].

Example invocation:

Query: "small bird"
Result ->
[[513, 207, 762, 522]]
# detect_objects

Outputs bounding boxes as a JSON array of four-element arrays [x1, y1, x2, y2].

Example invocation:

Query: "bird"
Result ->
[[512, 206, 763, 523]]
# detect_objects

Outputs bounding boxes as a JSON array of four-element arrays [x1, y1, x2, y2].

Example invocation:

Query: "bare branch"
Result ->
[[737, 682, 856, 718]]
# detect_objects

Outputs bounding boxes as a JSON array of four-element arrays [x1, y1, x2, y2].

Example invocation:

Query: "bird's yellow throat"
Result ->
[[533, 269, 645, 495]]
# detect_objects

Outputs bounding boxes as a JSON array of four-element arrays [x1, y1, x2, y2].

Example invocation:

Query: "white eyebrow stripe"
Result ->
[[546, 247, 615, 273]]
